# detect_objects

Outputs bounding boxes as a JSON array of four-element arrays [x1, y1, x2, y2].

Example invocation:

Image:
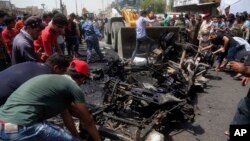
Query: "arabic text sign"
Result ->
[[174, 0, 199, 7]]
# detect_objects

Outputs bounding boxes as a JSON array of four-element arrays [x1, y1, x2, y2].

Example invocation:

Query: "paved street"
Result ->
[[166, 70, 248, 141]]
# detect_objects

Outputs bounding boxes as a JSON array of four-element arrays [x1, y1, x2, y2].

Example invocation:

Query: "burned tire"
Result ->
[[104, 23, 111, 44], [111, 22, 124, 51]]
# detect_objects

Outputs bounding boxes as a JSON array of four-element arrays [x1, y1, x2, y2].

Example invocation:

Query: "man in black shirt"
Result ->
[[65, 13, 80, 57], [0, 53, 69, 105], [201, 32, 240, 71]]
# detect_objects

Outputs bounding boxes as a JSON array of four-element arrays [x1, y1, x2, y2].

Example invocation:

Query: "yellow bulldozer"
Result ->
[[104, 0, 180, 59]]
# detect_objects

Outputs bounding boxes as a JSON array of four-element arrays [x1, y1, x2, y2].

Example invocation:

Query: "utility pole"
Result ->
[[9, 0, 13, 14], [102, 0, 104, 11], [75, 0, 78, 15], [60, 0, 64, 14], [41, 3, 45, 13]]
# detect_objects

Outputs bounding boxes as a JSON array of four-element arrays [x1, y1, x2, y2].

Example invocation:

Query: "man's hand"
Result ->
[[60, 109, 81, 139], [212, 47, 224, 55], [241, 77, 250, 86], [198, 47, 203, 52], [229, 61, 245, 73], [220, 47, 225, 53], [40, 53, 49, 62], [69, 103, 101, 141]]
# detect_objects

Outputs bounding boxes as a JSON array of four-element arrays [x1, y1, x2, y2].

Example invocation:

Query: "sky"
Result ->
[[10, 0, 114, 14]]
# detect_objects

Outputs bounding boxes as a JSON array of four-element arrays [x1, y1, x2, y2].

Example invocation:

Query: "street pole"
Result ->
[[75, 0, 78, 15], [60, 0, 64, 14], [102, 0, 104, 11], [41, 3, 45, 13], [9, 0, 13, 15]]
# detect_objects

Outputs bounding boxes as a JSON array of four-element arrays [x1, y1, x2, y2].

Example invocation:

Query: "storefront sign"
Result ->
[[174, 0, 199, 7]]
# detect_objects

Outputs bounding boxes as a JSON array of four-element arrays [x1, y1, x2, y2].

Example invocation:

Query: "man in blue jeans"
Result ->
[[0, 60, 101, 141], [130, 10, 155, 64], [201, 32, 240, 71]]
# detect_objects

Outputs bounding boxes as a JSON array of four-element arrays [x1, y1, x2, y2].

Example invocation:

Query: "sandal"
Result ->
[[224, 130, 229, 136]]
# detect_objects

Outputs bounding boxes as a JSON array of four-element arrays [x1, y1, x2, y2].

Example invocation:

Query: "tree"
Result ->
[[140, 0, 151, 10], [154, 0, 165, 13], [140, 0, 165, 13]]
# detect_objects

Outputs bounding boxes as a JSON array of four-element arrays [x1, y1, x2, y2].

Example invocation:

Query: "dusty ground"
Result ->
[[167, 71, 249, 141]]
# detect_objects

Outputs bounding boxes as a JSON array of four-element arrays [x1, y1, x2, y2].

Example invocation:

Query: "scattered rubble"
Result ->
[[78, 32, 212, 140], [50, 31, 212, 141]]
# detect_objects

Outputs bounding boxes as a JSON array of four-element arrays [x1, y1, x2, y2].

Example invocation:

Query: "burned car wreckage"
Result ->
[[78, 31, 211, 141], [48, 31, 211, 140]]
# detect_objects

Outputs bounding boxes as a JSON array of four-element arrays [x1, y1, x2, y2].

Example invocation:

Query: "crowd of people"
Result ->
[[0, 10, 105, 141], [1, 7, 250, 140], [0, 10, 105, 71], [133, 10, 250, 139], [159, 11, 250, 43], [164, 11, 250, 138], [142, 11, 250, 76]]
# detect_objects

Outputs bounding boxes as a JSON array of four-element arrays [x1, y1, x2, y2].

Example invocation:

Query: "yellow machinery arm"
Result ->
[[121, 8, 138, 27], [104, 8, 180, 59]]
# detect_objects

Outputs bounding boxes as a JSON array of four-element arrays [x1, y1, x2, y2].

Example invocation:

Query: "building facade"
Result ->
[[0, 1, 12, 14], [172, 0, 220, 15]]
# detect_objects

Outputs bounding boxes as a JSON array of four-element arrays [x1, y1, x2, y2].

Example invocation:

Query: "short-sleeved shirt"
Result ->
[[0, 74, 85, 125], [1, 28, 18, 54], [0, 62, 52, 105], [34, 25, 58, 56], [163, 16, 171, 26], [211, 32, 239, 49], [213, 21, 225, 29], [243, 20, 250, 28], [65, 20, 77, 38], [136, 16, 155, 39]]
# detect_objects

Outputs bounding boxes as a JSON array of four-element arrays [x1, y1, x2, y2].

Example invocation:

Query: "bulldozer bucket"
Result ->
[[117, 27, 180, 59]]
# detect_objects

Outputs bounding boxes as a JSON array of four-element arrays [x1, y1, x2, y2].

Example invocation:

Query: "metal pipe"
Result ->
[[103, 112, 142, 127], [179, 50, 186, 68]]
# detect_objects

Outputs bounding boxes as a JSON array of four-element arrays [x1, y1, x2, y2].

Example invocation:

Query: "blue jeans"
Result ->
[[86, 39, 103, 63], [131, 36, 154, 63], [0, 121, 79, 141], [227, 44, 241, 61]]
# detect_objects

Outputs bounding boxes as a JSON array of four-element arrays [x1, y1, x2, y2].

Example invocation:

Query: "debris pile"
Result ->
[[79, 32, 211, 140]]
